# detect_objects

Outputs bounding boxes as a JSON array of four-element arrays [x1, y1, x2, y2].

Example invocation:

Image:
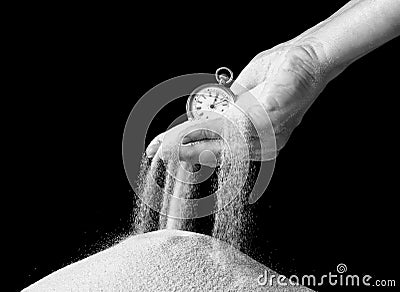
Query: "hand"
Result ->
[[232, 38, 331, 152], [146, 39, 331, 166]]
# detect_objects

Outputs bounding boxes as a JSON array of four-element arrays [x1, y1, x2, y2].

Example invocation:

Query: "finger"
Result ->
[[234, 87, 278, 161], [180, 138, 258, 167], [179, 140, 222, 167], [181, 128, 222, 144], [181, 120, 223, 144], [146, 132, 165, 158], [146, 121, 193, 158]]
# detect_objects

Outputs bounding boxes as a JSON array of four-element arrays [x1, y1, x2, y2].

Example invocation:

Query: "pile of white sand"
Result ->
[[23, 230, 312, 291]]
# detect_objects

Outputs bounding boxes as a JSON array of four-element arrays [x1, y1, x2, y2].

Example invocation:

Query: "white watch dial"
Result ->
[[189, 86, 233, 120]]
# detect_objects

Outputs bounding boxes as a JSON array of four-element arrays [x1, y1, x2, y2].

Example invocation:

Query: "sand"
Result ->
[[23, 230, 313, 292], [23, 108, 308, 291], [212, 111, 252, 252], [133, 154, 164, 234]]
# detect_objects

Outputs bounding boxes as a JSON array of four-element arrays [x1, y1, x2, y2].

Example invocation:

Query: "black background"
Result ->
[[14, 2, 398, 291]]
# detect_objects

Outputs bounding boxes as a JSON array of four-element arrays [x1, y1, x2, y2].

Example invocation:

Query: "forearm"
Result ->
[[294, 0, 400, 80]]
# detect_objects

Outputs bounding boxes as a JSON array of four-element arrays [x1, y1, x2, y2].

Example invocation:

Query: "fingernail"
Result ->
[[199, 150, 217, 168], [182, 136, 190, 144], [146, 145, 157, 158]]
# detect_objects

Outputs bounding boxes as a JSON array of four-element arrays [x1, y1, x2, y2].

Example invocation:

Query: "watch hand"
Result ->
[[211, 94, 219, 106], [213, 99, 229, 106]]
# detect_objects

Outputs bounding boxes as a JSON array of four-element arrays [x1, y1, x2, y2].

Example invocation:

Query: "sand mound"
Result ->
[[23, 230, 312, 291]]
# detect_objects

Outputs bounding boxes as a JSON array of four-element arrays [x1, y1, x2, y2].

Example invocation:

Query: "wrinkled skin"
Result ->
[[146, 38, 331, 166]]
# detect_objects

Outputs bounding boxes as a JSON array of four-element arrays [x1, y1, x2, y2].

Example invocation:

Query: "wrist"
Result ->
[[290, 36, 344, 84]]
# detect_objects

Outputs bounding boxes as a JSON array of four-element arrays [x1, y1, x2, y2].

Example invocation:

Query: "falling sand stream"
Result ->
[[23, 114, 313, 291], [133, 112, 254, 249]]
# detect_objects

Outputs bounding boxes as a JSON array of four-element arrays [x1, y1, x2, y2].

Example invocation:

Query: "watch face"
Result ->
[[187, 85, 234, 120]]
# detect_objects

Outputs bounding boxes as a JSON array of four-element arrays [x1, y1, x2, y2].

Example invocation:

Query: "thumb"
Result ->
[[181, 120, 223, 144], [229, 61, 266, 97], [230, 65, 257, 96]]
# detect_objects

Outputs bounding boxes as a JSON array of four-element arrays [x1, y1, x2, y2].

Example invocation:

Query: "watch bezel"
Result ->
[[186, 83, 236, 120]]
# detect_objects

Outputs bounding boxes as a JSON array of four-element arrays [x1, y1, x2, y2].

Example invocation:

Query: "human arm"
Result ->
[[146, 0, 400, 165]]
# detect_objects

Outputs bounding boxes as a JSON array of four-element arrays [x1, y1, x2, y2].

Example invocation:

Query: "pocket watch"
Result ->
[[186, 67, 236, 120]]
